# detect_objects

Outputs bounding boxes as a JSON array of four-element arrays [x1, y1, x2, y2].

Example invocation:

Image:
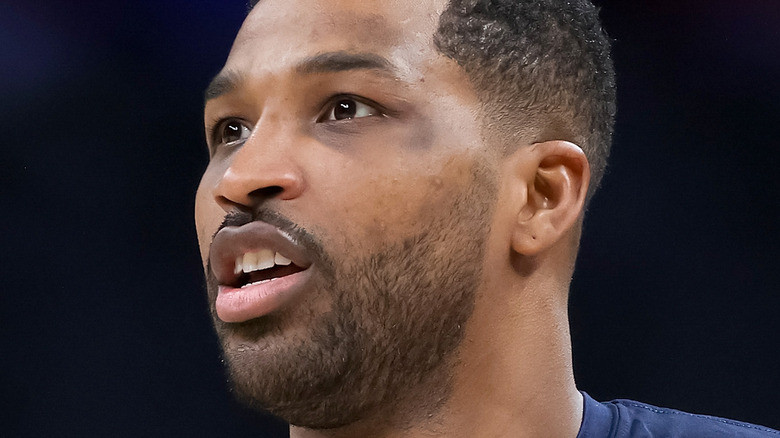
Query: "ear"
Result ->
[[511, 141, 590, 256]]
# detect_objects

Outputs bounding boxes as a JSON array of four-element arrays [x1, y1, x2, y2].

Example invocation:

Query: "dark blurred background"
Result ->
[[1, 0, 778, 436]]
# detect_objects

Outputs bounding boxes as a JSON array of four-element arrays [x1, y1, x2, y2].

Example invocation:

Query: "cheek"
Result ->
[[194, 170, 224, 267], [325, 155, 478, 247]]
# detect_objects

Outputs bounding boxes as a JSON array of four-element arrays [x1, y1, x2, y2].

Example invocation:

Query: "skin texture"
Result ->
[[196, 0, 591, 437]]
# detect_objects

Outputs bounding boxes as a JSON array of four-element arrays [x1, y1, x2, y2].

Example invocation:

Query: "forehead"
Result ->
[[226, 0, 448, 77]]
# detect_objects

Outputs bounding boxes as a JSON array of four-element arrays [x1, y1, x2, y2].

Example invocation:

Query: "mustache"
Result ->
[[215, 209, 327, 262]]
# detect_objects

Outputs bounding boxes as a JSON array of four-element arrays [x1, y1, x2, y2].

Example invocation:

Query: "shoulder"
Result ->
[[578, 392, 780, 438], [608, 398, 779, 437]]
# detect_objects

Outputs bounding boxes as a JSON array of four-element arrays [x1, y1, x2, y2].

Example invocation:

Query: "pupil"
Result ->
[[333, 99, 356, 120], [224, 122, 241, 142]]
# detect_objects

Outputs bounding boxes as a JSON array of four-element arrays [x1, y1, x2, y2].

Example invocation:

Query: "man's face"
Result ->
[[196, 0, 502, 428]]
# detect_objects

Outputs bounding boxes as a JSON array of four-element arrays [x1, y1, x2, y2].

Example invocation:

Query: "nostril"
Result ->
[[214, 164, 305, 208], [249, 186, 284, 200]]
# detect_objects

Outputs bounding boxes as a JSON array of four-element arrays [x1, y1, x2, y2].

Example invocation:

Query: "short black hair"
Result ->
[[435, 0, 616, 198], [246, 0, 616, 198]]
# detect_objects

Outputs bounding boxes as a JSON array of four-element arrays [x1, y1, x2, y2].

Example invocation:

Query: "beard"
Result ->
[[206, 166, 496, 430]]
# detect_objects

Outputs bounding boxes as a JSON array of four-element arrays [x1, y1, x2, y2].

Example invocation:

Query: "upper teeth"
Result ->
[[234, 249, 293, 275]]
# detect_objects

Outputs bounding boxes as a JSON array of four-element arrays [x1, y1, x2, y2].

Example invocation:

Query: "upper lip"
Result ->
[[209, 221, 313, 287]]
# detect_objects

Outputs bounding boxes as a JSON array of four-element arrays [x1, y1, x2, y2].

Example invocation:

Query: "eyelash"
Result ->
[[316, 94, 386, 122], [207, 94, 387, 150], [207, 117, 252, 152]]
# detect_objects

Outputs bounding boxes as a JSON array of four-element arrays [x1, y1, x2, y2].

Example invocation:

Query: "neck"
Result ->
[[290, 275, 582, 438]]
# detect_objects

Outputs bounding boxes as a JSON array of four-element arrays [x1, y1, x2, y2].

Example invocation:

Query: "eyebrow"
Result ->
[[204, 70, 244, 102], [295, 51, 395, 75], [203, 51, 397, 103]]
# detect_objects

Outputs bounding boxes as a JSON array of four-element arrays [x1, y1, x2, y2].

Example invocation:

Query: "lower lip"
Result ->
[[215, 269, 312, 323]]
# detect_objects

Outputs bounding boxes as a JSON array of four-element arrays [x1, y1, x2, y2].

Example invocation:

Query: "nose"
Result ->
[[212, 122, 305, 212]]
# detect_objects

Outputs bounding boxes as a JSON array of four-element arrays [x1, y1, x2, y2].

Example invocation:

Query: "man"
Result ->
[[195, 0, 779, 436]]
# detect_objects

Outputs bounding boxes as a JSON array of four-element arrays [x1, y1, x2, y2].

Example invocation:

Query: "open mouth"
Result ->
[[209, 221, 315, 323], [232, 249, 306, 288]]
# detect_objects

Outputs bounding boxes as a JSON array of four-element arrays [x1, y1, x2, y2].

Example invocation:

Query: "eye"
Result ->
[[216, 119, 252, 146], [321, 97, 378, 121]]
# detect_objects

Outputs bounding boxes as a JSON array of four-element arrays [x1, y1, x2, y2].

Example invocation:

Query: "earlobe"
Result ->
[[510, 141, 590, 256]]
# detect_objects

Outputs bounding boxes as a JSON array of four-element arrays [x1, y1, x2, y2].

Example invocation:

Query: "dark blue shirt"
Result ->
[[577, 392, 779, 437]]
